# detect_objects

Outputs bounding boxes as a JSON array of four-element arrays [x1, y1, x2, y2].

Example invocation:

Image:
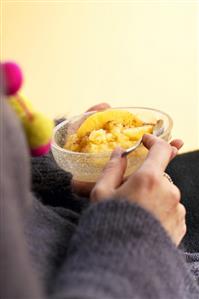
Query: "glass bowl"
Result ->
[[52, 107, 173, 183]]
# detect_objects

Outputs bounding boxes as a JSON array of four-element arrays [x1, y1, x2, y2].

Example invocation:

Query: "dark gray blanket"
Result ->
[[1, 100, 199, 299], [167, 151, 199, 253], [31, 149, 199, 253], [31, 148, 199, 291]]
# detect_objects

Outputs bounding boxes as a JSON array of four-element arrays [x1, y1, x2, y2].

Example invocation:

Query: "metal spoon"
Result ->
[[122, 119, 164, 157]]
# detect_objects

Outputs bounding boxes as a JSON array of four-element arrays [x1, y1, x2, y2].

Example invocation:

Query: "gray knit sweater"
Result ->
[[0, 100, 199, 299]]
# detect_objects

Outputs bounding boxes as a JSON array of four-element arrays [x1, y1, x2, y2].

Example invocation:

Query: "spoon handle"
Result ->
[[121, 121, 164, 157], [121, 139, 142, 157]]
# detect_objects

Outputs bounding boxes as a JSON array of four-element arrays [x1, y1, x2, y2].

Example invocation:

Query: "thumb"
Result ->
[[93, 147, 127, 199], [86, 102, 111, 112], [97, 147, 127, 191]]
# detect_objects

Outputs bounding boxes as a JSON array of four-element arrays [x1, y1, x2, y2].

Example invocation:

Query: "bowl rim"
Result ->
[[52, 106, 173, 156]]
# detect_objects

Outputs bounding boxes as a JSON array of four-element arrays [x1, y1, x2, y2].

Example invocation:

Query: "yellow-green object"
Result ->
[[22, 111, 54, 148], [8, 94, 54, 156]]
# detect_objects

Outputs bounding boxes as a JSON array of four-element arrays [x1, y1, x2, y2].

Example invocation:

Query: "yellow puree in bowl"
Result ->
[[64, 111, 154, 154]]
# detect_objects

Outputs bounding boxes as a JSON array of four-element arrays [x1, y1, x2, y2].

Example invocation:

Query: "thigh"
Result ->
[[167, 151, 199, 252]]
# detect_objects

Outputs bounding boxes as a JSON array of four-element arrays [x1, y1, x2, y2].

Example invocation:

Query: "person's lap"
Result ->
[[167, 151, 199, 252], [2, 99, 198, 296], [166, 151, 199, 284], [31, 149, 199, 253], [30, 150, 199, 290], [5, 99, 199, 291]]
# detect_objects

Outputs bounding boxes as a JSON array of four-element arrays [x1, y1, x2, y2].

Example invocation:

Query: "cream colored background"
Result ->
[[1, 0, 199, 152]]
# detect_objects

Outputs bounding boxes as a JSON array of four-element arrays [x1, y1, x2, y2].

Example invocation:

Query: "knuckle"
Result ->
[[181, 223, 187, 237], [170, 186, 181, 204], [132, 172, 143, 185], [178, 203, 186, 219], [131, 170, 160, 194], [141, 171, 159, 188], [160, 140, 172, 152], [154, 138, 172, 153]]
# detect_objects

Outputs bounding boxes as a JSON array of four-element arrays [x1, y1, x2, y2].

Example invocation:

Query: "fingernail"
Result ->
[[142, 133, 152, 142]]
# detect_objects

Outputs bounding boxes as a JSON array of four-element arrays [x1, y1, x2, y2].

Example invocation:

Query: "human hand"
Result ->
[[91, 135, 186, 246]]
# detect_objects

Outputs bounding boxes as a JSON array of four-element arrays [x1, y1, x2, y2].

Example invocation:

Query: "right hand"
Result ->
[[91, 135, 186, 246]]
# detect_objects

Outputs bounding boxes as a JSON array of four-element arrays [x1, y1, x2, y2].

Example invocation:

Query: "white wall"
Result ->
[[2, 0, 199, 152]]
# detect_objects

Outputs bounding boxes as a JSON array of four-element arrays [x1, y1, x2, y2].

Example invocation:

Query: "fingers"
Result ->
[[91, 147, 127, 201], [141, 135, 184, 173], [172, 203, 187, 246], [100, 147, 127, 189], [170, 139, 184, 160], [170, 147, 178, 160], [86, 103, 111, 112], [141, 134, 173, 174], [170, 139, 184, 150]]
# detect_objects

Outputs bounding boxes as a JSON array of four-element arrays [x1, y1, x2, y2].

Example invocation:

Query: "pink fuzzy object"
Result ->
[[1, 62, 23, 95], [30, 142, 51, 157]]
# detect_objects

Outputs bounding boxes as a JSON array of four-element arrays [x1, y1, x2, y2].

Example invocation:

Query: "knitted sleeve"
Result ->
[[53, 200, 199, 299], [31, 153, 89, 213]]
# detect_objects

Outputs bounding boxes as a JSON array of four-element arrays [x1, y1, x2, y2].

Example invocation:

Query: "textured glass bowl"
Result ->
[[52, 107, 173, 183]]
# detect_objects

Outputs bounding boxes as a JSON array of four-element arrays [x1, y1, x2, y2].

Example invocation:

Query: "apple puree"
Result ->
[[64, 110, 153, 153]]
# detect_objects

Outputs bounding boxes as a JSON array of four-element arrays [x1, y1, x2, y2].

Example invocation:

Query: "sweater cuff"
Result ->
[[56, 199, 198, 298], [79, 199, 175, 250]]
